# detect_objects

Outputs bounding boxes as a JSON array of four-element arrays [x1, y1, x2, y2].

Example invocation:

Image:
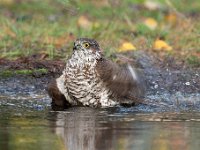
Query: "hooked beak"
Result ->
[[73, 44, 81, 50], [73, 46, 76, 51]]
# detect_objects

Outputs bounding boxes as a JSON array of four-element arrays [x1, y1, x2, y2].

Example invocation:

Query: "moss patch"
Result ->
[[0, 69, 48, 78]]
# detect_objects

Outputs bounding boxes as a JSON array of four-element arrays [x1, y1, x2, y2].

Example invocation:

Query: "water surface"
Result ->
[[0, 94, 200, 150]]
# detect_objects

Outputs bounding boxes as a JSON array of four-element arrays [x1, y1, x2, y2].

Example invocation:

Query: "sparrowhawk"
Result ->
[[48, 38, 145, 110]]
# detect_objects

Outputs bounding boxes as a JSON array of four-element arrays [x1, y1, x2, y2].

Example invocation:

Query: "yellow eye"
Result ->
[[83, 42, 90, 48]]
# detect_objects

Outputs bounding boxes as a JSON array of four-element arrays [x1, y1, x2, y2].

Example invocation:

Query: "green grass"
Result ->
[[0, 0, 199, 66], [187, 55, 200, 67], [0, 69, 48, 78]]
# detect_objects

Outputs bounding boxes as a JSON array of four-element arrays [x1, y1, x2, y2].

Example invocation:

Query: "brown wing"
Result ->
[[47, 79, 71, 110], [96, 57, 145, 104]]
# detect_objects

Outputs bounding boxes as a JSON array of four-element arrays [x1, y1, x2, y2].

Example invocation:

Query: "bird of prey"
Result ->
[[48, 38, 145, 110]]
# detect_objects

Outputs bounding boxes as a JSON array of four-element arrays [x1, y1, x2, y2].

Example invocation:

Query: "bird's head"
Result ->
[[72, 38, 102, 60]]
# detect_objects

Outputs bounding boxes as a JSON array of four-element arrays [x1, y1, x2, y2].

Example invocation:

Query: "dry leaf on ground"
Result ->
[[77, 15, 92, 29], [165, 13, 177, 25], [153, 39, 172, 51], [144, 0, 162, 10], [118, 42, 136, 52], [144, 18, 158, 30]]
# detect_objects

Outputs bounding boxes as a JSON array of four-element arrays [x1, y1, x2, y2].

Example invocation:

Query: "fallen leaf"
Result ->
[[118, 42, 136, 52], [144, 0, 162, 10], [165, 13, 177, 24], [144, 18, 158, 30], [153, 39, 172, 51], [77, 15, 92, 29]]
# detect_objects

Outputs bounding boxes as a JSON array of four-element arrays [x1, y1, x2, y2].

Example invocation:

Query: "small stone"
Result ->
[[154, 84, 158, 89], [185, 82, 190, 86]]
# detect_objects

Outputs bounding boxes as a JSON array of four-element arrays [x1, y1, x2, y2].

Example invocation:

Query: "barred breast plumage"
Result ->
[[48, 38, 145, 110], [56, 42, 118, 107]]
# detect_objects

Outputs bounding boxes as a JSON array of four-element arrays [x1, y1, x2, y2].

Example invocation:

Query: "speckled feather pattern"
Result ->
[[56, 39, 118, 107]]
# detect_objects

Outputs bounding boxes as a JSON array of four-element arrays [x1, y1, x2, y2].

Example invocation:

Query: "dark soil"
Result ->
[[0, 56, 65, 77]]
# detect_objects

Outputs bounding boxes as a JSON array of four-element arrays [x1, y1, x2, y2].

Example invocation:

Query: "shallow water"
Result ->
[[0, 58, 200, 150], [0, 94, 200, 150]]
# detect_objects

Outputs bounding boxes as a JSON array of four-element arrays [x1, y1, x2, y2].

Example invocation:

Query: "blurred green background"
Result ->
[[0, 0, 199, 66]]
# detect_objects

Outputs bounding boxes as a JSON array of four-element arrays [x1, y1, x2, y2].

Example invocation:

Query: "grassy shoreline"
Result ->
[[0, 0, 199, 67]]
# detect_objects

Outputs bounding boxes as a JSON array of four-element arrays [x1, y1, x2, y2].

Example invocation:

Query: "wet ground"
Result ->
[[0, 51, 200, 150]]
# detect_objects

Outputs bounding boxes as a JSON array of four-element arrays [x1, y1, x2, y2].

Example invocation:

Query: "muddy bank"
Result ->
[[0, 51, 199, 111]]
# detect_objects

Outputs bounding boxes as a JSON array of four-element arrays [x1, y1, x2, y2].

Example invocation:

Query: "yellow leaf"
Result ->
[[118, 42, 136, 52], [153, 39, 172, 51], [77, 15, 92, 29], [144, 18, 158, 30], [165, 13, 177, 24]]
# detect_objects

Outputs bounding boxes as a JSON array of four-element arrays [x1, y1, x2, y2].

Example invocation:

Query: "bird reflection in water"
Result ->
[[49, 108, 200, 150], [50, 107, 113, 150]]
